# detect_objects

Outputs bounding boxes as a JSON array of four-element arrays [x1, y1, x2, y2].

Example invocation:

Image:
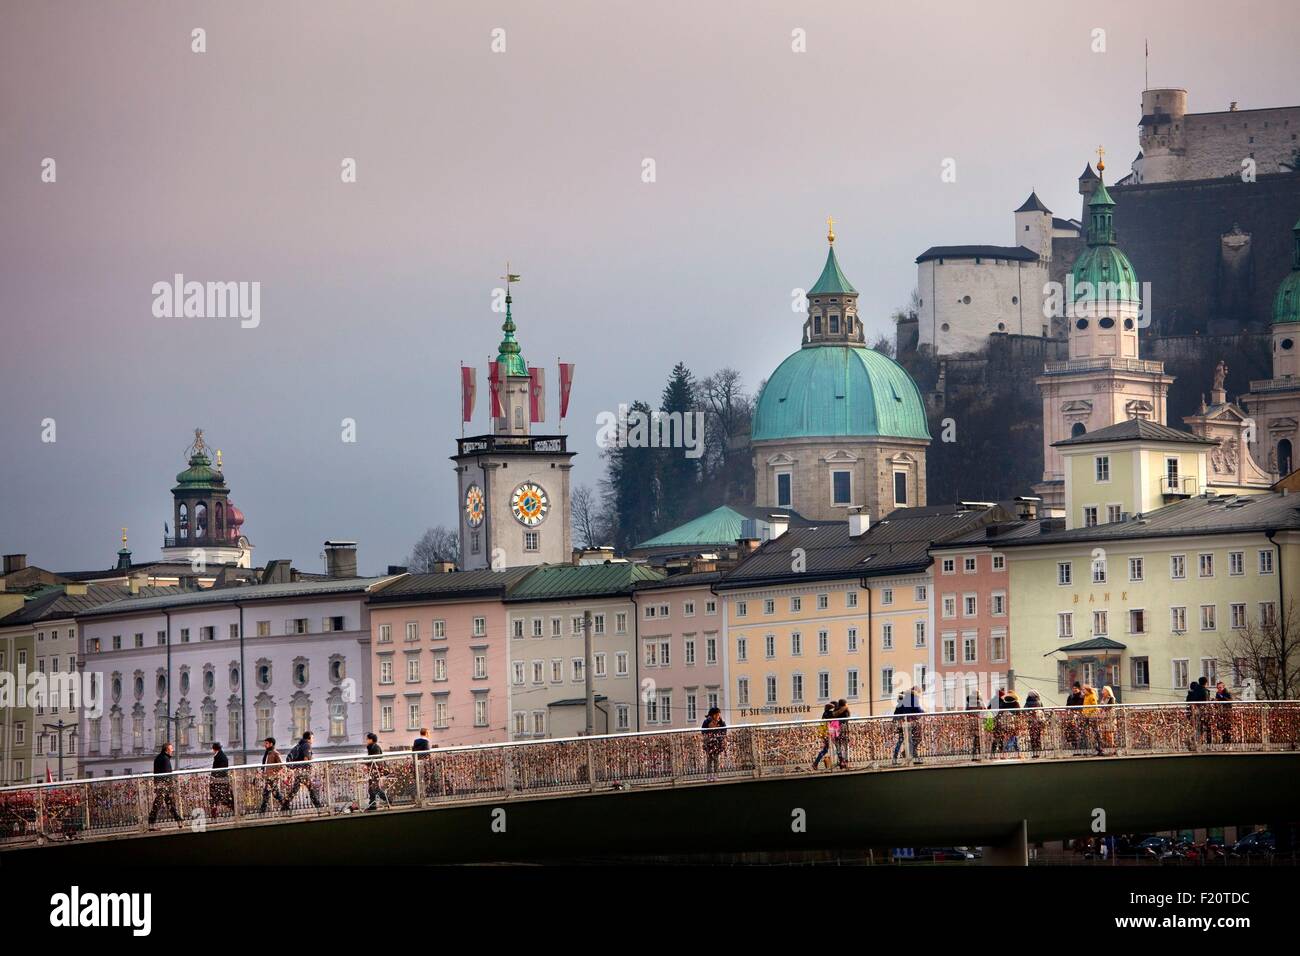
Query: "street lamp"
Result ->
[[40, 719, 78, 782]]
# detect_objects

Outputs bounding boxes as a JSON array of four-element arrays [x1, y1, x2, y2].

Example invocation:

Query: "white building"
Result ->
[[77, 573, 395, 776]]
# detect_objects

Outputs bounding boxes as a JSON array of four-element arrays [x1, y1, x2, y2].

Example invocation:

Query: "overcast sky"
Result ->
[[3, 0, 1298, 574]]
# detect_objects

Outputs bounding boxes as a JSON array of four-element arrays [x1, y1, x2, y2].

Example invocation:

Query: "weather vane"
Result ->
[[501, 262, 521, 293]]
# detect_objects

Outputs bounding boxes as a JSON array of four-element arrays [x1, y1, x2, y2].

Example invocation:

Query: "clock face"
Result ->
[[464, 484, 485, 528], [510, 482, 549, 527]]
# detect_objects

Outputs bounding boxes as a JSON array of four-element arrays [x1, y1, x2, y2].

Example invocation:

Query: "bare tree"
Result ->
[[1219, 598, 1300, 699], [405, 525, 459, 572], [870, 335, 896, 359], [571, 484, 600, 550]]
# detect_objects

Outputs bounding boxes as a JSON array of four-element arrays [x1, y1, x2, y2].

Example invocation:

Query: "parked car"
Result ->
[[1230, 830, 1275, 858]]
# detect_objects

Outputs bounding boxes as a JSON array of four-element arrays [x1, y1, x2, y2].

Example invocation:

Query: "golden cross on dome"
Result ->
[[121, 527, 128, 546], [826, 215, 836, 244], [1096, 144, 1106, 173], [216, 449, 223, 469]]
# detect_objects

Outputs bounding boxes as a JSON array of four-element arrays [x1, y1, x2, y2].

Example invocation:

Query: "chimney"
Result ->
[[690, 557, 718, 573], [3, 554, 27, 575], [768, 514, 790, 539], [387, 565, 409, 575], [63, 582, 88, 597], [1015, 496, 1040, 521], [178, 574, 201, 591], [848, 508, 870, 537], [324, 540, 358, 578], [736, 537, 761, 559], [433, 560, 456, 574], [128, 573, 148, 595]]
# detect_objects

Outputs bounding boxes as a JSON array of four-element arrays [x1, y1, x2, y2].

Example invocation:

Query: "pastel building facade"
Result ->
[[503, 564, 661, 739], [631, 573, 726, 729], [78, 578, 387, 775], [867, 570, 932, 714], [365, 569, 531, 750]]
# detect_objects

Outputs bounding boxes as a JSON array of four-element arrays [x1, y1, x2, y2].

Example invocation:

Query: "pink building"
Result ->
[[366, 569, 531, 750], [630, 572, 725, 730], [929, 529, 1015, 711]]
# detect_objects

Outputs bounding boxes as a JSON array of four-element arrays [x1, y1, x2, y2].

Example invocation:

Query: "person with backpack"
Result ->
[[282, 731, 324, 811], [363, 732, 392, 811], [811, 703, 835, 770], [831, 699, 851, 768]]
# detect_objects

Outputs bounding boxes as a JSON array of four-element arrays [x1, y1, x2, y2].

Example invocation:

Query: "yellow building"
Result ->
[[1006, 420, 1300, 704]]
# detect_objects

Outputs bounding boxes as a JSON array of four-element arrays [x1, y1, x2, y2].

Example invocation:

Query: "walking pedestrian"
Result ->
[[208, 741, 236, 817], [1065, 681, 1084, 752], [831, 699, 851, 768], [147, 742, 183, 829], [1213, 681, 1234, 744], [282, 731, 324, 810], [811, 703, 835, 770], [1082, 684, 1101, 755], [966, 690, 983, 759], [1024, 689, 1044, 755], [258, 737, 286, 813], [700, 707, 727, 781], [363, 732, 392, 811]]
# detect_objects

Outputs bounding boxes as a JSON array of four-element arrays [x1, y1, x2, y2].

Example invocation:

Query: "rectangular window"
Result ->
[[1091, 557, 1106, 585], [817, 671, 830, 701], [881, 667, 894, 697], [523, 531, 540, 552], [1057, 562, 1072, 586], [1166, 457, 1180, 492], [1107, 504, 1123, 524], [473, 617, 486, 636], [789, 596, 802, 613], [881, 623, 893, 649], [763, 599, 775, 615], [405, 622, 419, 642], [941, 558, 956, 575], [551, 659, 563, 683], [991, 553, 1005, 571], [846, 627, 858, 652], [737, 678, 750, 707], [1057, 612, 1072, 638], [765, 634, 776, 659], [893, 471, 908, 506], [1199, 553, 1214, 578], [963, 556, 977, 574], [532, 618, 544, 638], [1129, 556, 1144, 582], [776, 472, 792, 508], [1230, 603, 1247, 629], [512, 661, 524, 685], [816, 593, 829, 610], [962, 632, 977, 664], [736, 601, 748, 617], [846, 669, 859, 699], [474, 654, 487, 680], [1092, 610, 1107, 637], [594, 614, 605, 635], [941, 634, 956, 665], [1261, 602, 1278, 628], [942, 595, 956, 618], [1200, 605, 1217, 631], [832, 470, 851, 505], [684, 638, 696, 665], [736, 636, 747, 662], [817, 630, 829, 655], [705, 600, 717, 615], [594, 653, 606, 677], [1172, 659, 1189, 692], [432, 656, 447, 681], [683, 601, 695, 617], [989, 630, 1007, 663], [914, 621, 926, 647], [615, 652, 628, 676], [1229, 551, 1244, 576], [881, 588, 894, 606], [1095, 456, 1110, 481], [1129, 609, 1146, 634], [1131, 658, 1150, 688], [1171, 606, 1187, 633], [1170, 555, 1186, 580], [705, 635, 717, 664], [915, 585, 927, 602], [765, 676, 777, 704], [991, 592, 1006, 616], [791, 673, 804, 702], [1083, 506, 1098, 528], [1259, 550, 1275, 574], [962, 594, 977, 617]]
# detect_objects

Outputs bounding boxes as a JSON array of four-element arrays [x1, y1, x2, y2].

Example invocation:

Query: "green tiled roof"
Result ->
[[635, 506, 752, 550], [1056, 637, 1127, 653], [505, 563, 663, 601], [808, 245, 857, 296], [752, 346, 930, 442]]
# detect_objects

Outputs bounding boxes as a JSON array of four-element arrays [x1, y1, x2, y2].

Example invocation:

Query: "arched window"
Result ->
[[178, 503, 188, 539], [1071, 422, 1087, 438], [215, 502, 225, 534], [194, 502, 208, 538], [1279, 439, 1293, 476]]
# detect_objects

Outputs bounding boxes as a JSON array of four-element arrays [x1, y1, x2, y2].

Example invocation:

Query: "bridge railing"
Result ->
[[2, 701, 1296, 849]]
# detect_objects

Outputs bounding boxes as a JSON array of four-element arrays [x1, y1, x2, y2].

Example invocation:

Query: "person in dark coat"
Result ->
[[282, 731, 324, 810], [831, 699, 852, 768], [258, 737, 286, 812], [364, 732, 392, 811], [811, 703, 835, 770], [147, 742, 183, 828], [892, 690, 923, 762], [1065, 682, 1085, 751], [1023, 689, 1045, 755], [700, 707, 727, 781], [411, 728, 431, 751], [208, 741, 235, 816], [966, 690, 984, 759], [1213, 681, 1234, 744]]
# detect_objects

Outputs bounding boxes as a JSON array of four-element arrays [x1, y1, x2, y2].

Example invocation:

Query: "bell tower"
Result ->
[[161, 429, 253, 568], [453, 271, 575, 570]]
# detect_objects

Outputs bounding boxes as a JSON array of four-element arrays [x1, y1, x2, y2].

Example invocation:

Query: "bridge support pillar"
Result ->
[[981, 819, 1028, 866]]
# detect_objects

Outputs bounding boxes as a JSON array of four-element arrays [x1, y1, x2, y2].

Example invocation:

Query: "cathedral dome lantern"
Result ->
[[1272, 217, 1300, 327], [803, 217, 865, 347]]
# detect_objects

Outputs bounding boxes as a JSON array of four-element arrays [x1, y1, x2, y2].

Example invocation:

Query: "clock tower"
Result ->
[[453, 276, 575, 570]]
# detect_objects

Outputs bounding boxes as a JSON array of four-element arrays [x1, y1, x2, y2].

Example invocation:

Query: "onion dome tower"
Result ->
[[160, 429, 253, 568], [751, 220, 931, 521]]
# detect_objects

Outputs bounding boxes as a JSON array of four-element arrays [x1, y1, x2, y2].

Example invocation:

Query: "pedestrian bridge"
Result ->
[[2, 702, 1297, 865]]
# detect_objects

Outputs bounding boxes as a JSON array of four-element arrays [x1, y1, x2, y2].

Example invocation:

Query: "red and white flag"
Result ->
[[488, 360, 503, 418], [559, 362, 575, 420], [460, 365, 477, 423], [529, 367, 547, 423]]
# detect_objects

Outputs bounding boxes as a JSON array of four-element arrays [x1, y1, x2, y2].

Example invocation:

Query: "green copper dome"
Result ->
[[808, 245, 858, 296], [1069, 178, 1140, 305], [173, 451, 225, 492], [495, 293, 528, 377], [1273, 217, 1300, 325], [752, 346, 930, 442]]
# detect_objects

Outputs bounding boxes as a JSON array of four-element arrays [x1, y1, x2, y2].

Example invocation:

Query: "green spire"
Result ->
[[1087, 178, 1116, 246], [495, 276, 528, 377], [809, 220, 858, 296]]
